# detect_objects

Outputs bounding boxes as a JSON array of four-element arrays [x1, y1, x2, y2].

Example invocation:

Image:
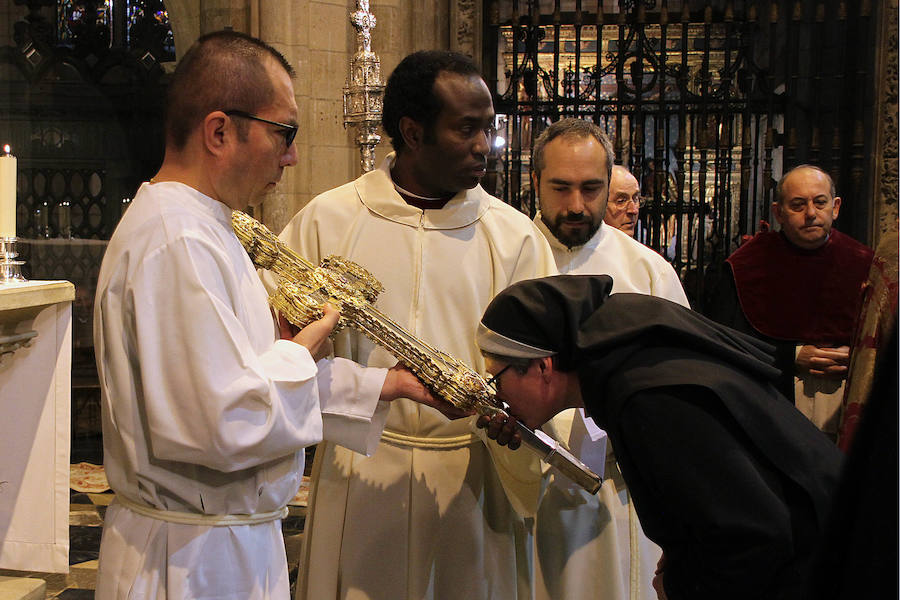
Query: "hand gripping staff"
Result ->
[[232, 210, 602, 494]]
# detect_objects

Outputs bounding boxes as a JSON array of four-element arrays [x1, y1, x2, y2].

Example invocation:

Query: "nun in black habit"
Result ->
[[475, 275, 843, 600]]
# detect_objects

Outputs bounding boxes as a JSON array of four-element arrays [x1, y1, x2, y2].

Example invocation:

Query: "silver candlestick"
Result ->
[[343, 0, 384, 174], [0, 236, 25, 283]]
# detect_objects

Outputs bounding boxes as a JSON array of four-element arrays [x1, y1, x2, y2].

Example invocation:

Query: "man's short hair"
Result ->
[[166, 30, 295, 150], [532, 118, 614, 182], [382, 50, 483, 152], [775, 164, 837, 203]]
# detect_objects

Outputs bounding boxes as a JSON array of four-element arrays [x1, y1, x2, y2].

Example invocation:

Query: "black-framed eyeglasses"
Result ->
[[485, 364, 512, 392], [225, 110, 298, 147]]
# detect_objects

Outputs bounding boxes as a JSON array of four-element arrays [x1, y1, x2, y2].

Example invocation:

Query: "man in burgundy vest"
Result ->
[[708, 165, 874, 441]]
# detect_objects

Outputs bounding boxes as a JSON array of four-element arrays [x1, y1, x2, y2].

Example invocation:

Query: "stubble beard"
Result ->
[[545, 213, 600, 249]]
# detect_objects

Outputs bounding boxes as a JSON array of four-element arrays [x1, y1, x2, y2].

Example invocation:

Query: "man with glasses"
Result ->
[[606, 165, 680, 260], [92, 31, 450, 599], [707, 165, 874, 441], [224, 110, 299, 147], [475, 274, 843, 600], [528, 117, 689, 600], [604, 165, 642, 236]]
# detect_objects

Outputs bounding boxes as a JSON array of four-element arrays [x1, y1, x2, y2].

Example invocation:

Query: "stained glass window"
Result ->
[[55, 1, 174, 61], [127, 1, 175, 60], [57, 0, 112, 46]]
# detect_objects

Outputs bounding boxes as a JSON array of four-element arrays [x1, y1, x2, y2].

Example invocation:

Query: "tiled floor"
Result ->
[[0, 489, 307, 598]]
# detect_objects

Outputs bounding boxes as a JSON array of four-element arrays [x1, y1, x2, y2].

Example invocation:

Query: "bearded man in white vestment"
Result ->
[[93, 32, 450, 600], [272, 51, 557, 600], [527, 118, 689, 600]]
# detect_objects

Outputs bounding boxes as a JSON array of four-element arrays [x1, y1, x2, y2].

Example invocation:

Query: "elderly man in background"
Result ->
[[527, 117, 689, 600], [273, 50, 556, 600], [604, 164, 642, 236], [708, 165, 874, 441]]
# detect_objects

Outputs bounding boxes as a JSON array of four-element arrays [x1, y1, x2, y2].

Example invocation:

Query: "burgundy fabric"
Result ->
[[726, 230, 874, 344]]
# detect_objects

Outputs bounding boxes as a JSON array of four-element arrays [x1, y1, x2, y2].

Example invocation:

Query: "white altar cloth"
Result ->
[[0, 280, 74, 573]]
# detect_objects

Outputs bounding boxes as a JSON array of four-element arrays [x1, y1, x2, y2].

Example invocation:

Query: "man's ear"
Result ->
[[537, 355, 554, 382], [399, 116, 424, 151], [531, 171, 540, 204], [831, 196, 841, 220], [772, 200, 785, 225], [202, 111, 229, 156]]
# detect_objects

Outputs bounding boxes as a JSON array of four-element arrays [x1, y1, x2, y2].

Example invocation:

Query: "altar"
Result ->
[[0, 280, 74, 573]]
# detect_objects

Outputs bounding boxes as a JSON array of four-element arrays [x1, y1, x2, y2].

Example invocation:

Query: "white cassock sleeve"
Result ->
[[127, 233, 334, 472], [316, 357, 391, 456], [259, 282, 390, 456]]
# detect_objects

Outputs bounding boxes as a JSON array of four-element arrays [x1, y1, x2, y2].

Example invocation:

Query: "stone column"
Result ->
[[163, 0, 249, 61], [451, 0, 480, 64], [872, 0, 899, 245]]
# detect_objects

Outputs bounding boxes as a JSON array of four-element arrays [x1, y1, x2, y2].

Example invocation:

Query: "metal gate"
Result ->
[[482, 0, 879, 309]]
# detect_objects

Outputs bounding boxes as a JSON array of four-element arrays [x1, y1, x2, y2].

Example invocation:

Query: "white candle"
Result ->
[[0, 145, 16, 238]]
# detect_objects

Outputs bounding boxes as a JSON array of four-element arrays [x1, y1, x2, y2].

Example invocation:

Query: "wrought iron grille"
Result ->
[[483, 0, 878, 309]]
